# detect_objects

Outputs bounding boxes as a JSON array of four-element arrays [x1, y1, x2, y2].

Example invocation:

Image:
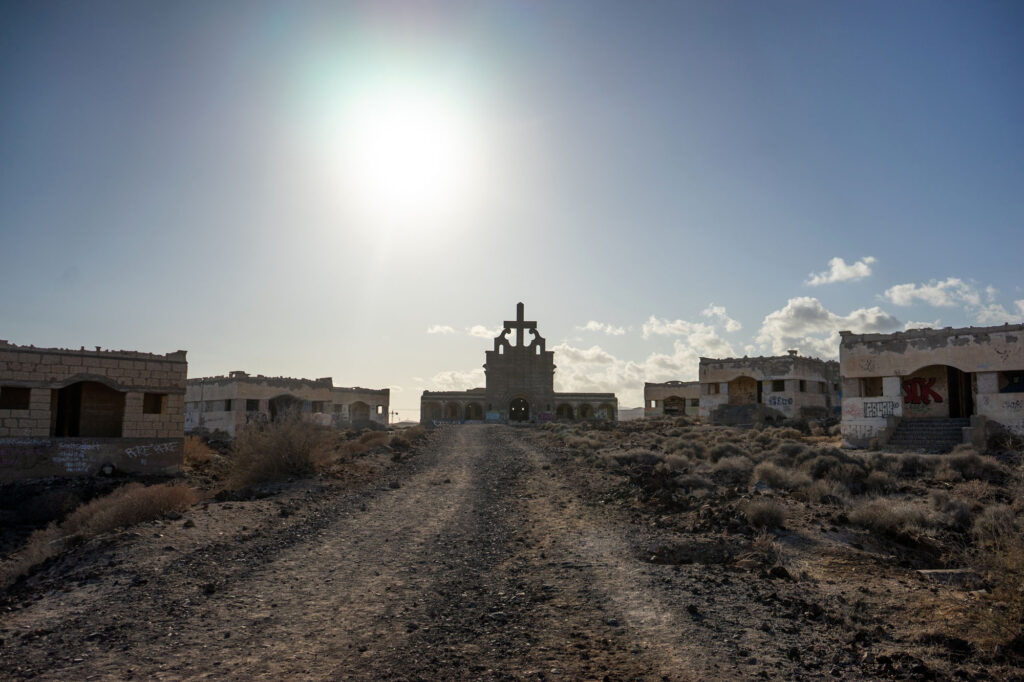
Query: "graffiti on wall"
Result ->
[[863, 400, 901, 418], [0, 439, 49, 471], [767, 396, 793, 408], [903, 378, 943, 405]]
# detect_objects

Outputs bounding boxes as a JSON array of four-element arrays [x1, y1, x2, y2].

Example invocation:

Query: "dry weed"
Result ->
[[229, 417, 332, 487]]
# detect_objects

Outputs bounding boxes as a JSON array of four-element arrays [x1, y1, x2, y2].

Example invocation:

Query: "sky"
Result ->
[[1, 1, 1023, 420]]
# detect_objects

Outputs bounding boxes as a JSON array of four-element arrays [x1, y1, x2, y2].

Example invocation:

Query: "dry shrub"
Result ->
[[711, 455, 754, 486], [752, 462, 812, 491], [804, 479, 848, 506], [660, 454, 691, 473], [183, 435, 216, 469], [1, 482, 197, 588], [709, 442, 746, 463], [970, 504, 1024, 646], [955, 479, 995, 502], [674, 473, 714, 491], [565, 434, 602, 450], [229, 417, 331, 487], [403, 425, 428, 442], [358, 430, 391, 447], [937, 446, 1006, 483], [389, 434, 411, 450], [744, 499, 786, 529], [930, 490, 973, 531], [849, 498, 932, 537], [610, 449, 663, 467], [862, 470, 895, 494]]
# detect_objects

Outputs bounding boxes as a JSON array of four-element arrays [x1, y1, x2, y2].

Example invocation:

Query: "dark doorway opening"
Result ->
[[269, 394, 302, 421], [509, 398, 529, 422], [947, 367, 973, 419], [53, 381, 125, 437], [556, 404, 574, 420], [349, 401, 371, 422], [663, 396, 684, 416], [465, 403, 484, 420]]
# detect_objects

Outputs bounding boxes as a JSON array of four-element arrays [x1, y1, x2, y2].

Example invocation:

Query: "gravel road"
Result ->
[[1, 425, 903, 680]]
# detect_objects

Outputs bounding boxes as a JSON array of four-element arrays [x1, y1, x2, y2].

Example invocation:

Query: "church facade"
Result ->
[[420, 303, 618, 423]]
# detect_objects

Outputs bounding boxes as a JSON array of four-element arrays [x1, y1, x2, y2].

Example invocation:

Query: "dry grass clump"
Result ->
[[969, 503, 1024, 646], [229, 417, 332, 488], [753, 462, 812, 491], [1, 482, 198, 588], [743, 499, 786, 529], [710, 455, 754, 486], [849, 498, 932, 537], [936, 446, 1006, 483], [803, 479, 848, 506]]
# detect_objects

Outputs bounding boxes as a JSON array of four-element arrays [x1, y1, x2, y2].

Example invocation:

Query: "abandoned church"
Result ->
[[420, 303, 618, 423], [699, 352, 841, 425], [185, 372, 390, 438], [0, 341, 187, 481], [840, 324, 1024, 450]]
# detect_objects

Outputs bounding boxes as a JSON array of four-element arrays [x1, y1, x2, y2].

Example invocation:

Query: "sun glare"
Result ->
[[338, 82, 482, 224]]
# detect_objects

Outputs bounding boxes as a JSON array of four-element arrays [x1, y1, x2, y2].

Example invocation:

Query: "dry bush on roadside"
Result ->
[[674, 473, 714, 491], [659, 454, 691, 473], [752, 462, 812, 491], [970, 503, 1024, 647], [862, 470, 896, 495], [955, 479, 995, 502], [358, 430, 391, 447], [1, 482, 198, 589], [744, 499, 786, 529], [930, 490, 973, 531], [183, 435, 216, 469], [709, 442, 746, 463], [936, 446, 1006, 483], [803, 479, 848, 506], [849, 498, 933, 537], [565, 434, 602, 450], [403, 425, 428, 442], [229, 417, 332, 487], [389, 434, 411, 450]]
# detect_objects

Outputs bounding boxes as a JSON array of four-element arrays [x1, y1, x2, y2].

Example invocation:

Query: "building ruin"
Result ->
[[0, 341, 187, 481], [185, 372, 390, 438], [644, 381, 700, 418], [699, 352, 840, 425], [840, 324, 1024, 450], [420, 303, 617, 423]]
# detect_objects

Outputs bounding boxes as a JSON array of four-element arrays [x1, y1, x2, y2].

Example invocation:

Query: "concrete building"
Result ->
[[185, 372, 390, 438], [0, 341, 187, 481], [699, 352, 840, 425], [840, 324, 1024, 450], [420, 303, 617, 423], [644, 381, 700, 418]]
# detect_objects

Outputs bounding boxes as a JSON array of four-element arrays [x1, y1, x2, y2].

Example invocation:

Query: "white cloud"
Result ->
[[701, 304, 742, 332], [754, 297, 901, 359], [1016, 300, 1024, 317], [467, 325, 500, 338], [426, 325, 455, 335], [882, 277, 981, 307], [426, 368, 485, 391], [806, 256, 876, 286], [974, 303, 1023, 325], [577, 320, 626, 336], [904, 320, 940, 330]]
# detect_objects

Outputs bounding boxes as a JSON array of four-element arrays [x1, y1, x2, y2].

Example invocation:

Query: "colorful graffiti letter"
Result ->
[[902, 377, 943, 405]]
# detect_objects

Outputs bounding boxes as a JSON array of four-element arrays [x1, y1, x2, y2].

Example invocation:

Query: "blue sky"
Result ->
[[2, 1, 1022, 418]]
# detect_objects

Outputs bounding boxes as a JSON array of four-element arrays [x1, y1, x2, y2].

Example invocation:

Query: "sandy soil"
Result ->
[[0, 425, 1019, 680]]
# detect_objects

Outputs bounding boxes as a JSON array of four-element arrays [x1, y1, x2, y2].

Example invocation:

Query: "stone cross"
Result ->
[[504, 302, 537, 347]]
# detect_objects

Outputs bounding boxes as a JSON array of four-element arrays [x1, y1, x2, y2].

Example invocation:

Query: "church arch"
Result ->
[[445, 403, 462, 420], [349, 401, 371, 422], [464, 402, 484, 420], [509, 397, 529, 422], [556, 403, 574, 420], [578, 404, 594, 419], [423, 402, 442, 421]]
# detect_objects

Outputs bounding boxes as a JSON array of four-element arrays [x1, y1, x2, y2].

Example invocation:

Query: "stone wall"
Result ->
[[698, 355, 839, 423]]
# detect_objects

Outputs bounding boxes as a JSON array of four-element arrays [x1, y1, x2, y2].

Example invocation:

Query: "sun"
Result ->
[[337, 81, 482, 223]]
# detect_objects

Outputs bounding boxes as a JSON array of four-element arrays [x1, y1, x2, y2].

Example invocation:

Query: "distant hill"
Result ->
[[617, 407, 645, 421]]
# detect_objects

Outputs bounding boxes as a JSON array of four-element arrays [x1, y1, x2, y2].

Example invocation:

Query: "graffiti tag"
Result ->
[[903, 377, 943, 405], [767, 396, 793, 407], [863, 400, 900, 418]]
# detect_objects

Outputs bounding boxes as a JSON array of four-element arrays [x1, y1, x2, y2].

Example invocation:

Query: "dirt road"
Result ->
[[3, 426, 863, 680]]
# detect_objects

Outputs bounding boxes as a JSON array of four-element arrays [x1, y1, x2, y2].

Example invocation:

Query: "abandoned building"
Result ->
[[644, 381, 700, 418], [840, 324, 1024, 450], [0, 340, 187, 481], [420, 303, 618, 423], [185, 372, 390, 438], [699, 352, 840, 425]]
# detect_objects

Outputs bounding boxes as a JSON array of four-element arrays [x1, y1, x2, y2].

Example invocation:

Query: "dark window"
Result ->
[[799, 380, 807, 392], [0, 386, 31, 410], [143, 393, 166, 414], [771, 380, 785, 392], [246, 399, 260, 411], [689, 398, 699, 407]]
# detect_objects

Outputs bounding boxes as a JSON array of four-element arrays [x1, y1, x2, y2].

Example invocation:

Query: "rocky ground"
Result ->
[[1, 423, 1021, 680]]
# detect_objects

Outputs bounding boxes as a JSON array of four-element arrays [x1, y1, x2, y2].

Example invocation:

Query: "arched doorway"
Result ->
[[902, 365, 972, 419], [423, 402, 442, 421], [54, 381, 125, 437], [465, 403, 484, 420], [509, 398, 529, 422], [349, 401, 371, 422], [445, 403, 462, 420], [663, 396, 684, 416], [728, 376, 758, 406], [556, 404, 574, 420], [269, 394, 302, 421], [578, 404, 594, 419]]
